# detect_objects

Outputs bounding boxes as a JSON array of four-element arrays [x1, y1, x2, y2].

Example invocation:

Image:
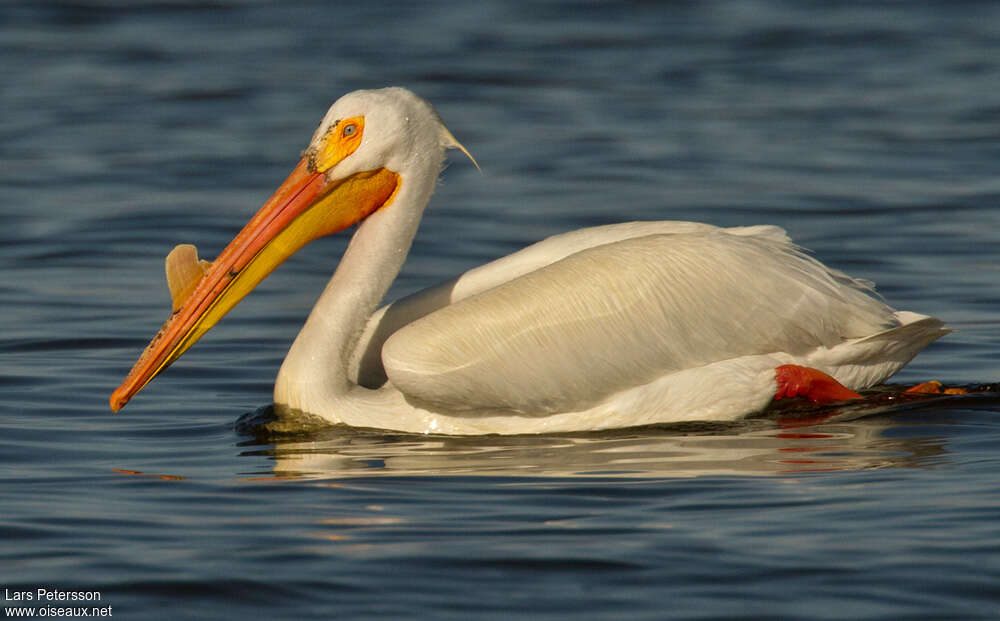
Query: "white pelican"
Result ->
[[110, 87, 948, 434]]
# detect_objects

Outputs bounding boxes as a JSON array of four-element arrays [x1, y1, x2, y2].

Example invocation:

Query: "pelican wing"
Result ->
[[382, 228, 898, 414], [350, 221, 788, 386]]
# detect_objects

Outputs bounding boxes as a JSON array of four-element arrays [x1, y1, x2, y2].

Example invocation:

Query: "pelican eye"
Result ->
[[310, 116, 364, 173]]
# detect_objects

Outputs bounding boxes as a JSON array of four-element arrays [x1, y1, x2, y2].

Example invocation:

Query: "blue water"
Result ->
[[3, 1, 1000, 619]]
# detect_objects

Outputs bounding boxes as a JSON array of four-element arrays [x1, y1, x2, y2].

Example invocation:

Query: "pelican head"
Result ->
[[110, 87, 473, 412], [308, 88, 475, 180]]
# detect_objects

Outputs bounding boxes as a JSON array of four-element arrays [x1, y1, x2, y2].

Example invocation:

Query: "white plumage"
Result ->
[[381, 227, 892, 413]]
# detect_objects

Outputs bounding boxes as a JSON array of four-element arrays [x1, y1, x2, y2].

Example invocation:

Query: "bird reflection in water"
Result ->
[[234, 386, 998, 480]]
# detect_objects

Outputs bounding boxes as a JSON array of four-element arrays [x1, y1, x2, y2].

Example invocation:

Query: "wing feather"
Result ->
[[351, 221, 758, 385], [382, 228, 897, 414]]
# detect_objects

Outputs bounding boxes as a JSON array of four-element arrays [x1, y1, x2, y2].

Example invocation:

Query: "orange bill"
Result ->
[[110, 117, 400, 412]]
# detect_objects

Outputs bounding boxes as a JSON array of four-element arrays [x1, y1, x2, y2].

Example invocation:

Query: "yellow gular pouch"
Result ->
[[164, 166, 401, 377], [307, 115, 365, 173], [265, 167, 401, 255]]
